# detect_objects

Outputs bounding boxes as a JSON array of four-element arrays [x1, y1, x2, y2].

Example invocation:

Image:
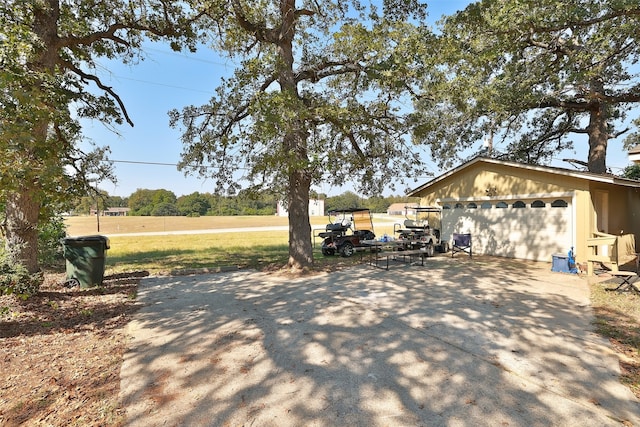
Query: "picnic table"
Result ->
[[361, 240, 427, 270]]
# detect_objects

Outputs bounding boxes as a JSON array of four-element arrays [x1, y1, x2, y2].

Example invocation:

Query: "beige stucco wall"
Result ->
[[417, 162, 586, 204], [573, 189, 592, 264], [628, 189, 640, 240]]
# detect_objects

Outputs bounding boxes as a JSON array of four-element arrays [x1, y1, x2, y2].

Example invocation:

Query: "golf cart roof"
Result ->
[[328, 208, 371, 214], [409, 206, 441, 213], [328, 208, 373, 232]]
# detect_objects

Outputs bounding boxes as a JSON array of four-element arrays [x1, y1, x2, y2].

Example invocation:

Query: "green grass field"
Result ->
[[66, 215, 302, 236], [64, 215, 399, 274]]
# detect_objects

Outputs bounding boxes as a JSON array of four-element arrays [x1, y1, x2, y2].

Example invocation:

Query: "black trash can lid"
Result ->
[[64, 235, 108, 242], [63, 235, 110, 249]]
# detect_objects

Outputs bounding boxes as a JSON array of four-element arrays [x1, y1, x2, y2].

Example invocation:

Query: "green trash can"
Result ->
[[62, 235, 110, 288]]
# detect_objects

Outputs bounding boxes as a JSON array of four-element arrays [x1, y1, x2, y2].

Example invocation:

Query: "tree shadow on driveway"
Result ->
[[120, 256, 640, 426]]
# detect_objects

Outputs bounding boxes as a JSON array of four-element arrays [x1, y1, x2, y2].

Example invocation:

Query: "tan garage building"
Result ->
[[408, 157, 640, 272]]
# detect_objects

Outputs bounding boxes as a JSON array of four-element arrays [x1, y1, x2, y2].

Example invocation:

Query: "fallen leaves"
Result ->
[[0, 272, 145, 426]]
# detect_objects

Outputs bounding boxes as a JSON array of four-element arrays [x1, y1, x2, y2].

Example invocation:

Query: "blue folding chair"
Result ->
[[452, 233, 472, 258]]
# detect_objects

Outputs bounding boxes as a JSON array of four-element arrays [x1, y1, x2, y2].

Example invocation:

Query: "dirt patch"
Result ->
[[0, 271, 145, 427], [592, 304, 640, 400]]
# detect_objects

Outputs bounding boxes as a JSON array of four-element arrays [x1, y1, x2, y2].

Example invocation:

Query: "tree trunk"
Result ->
[[1, 0, 59, 274], [2, 109, 48, 274], [278, 0, 314, 270], [287, 168, 313, 270], [587, 104, 608, 174], [4, 188, 40, 274]]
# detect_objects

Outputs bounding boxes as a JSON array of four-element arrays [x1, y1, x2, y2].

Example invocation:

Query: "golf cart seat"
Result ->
[[354, 229, 375, 240], [404, 219, 426, 229], [326, 221, 350, 233], [318, 220, 352, 239], [452, 233, 472, 257]]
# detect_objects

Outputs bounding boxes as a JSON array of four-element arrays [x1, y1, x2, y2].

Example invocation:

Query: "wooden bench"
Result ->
[[587, 233, 636, 275]]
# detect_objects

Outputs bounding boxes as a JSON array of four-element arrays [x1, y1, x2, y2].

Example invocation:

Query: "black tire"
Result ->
[[340, 242, 355, 257], [424, 242, 435, 257], [439, 242, 449, 253], [322, 247, 335, 256]]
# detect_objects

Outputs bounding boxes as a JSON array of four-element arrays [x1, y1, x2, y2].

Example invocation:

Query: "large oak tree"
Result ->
[[0, 0, 202, 273], [411, 0, 640, 173], [170, 1, 430, 270]]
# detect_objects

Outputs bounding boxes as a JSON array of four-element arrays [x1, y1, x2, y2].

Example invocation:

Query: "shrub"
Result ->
[[38, 214, 67, 267], [0, 249, 42, 299]]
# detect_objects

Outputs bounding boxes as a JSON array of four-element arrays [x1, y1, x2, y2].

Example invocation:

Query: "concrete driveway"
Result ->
[[120, 256, 640, 426]]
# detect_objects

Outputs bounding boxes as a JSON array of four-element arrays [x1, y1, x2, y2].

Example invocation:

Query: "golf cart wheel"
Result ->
[[424, 243, 435, 257], [340, 242, 355, 257], [322, 247, 335, 256], [64, 278, 80, 288]]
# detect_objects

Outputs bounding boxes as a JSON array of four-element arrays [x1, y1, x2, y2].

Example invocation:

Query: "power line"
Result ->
[[111, 159, 178, 167], [110, 159, 231, 170], [109, 75, 214, 94], [108, 159, 434, 180], [144, 46, 234, 68], [110, 159, 251, 171], [102, 46, 236, 94]]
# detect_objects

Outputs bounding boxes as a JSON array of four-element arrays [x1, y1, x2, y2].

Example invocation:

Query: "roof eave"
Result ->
[[407, 157, 640, 197]]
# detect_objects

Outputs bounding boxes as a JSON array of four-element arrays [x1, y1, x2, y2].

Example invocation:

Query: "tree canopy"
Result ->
[[411, 0, 640, 173], [176, 192, 211, 217], [0, 0, 202, 272], [169, 0, 430, 269], [622, 164, 640, 180]]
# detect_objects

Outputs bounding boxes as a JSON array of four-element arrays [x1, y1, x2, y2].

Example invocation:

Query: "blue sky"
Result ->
[[82, 1, 634, 199]]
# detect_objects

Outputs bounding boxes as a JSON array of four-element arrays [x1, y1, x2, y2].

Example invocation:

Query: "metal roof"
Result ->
[[327, 208, 371, 214]]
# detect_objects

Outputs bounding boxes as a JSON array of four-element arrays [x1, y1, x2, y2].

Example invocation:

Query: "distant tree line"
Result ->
[[72, 189, 417, 216], [323, 191, 419, 214]]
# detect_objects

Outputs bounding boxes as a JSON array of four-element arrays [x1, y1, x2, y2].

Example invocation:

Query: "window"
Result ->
[[512, 201, 526, 208], [481, 201, 492, 209], [551, 199, 568, 207], [531, 200, 545, 208], [442, 204, 451, 210], [454, 202, 464, 209], [496, 201, 508, 208], [467, 202, 478, 209]]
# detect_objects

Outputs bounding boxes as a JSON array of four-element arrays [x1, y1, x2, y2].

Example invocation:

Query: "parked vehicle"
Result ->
[[319, 208, 376, 257], [393, 206, 449, 256]]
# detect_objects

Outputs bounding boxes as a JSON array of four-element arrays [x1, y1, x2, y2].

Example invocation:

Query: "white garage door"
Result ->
[[441, 198, 574, 262]]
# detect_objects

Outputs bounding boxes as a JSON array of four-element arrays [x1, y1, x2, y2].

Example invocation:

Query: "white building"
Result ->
[[386, 203, 418, 216], [89, 207, 130, 216], [277, 199, 325, 217]]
